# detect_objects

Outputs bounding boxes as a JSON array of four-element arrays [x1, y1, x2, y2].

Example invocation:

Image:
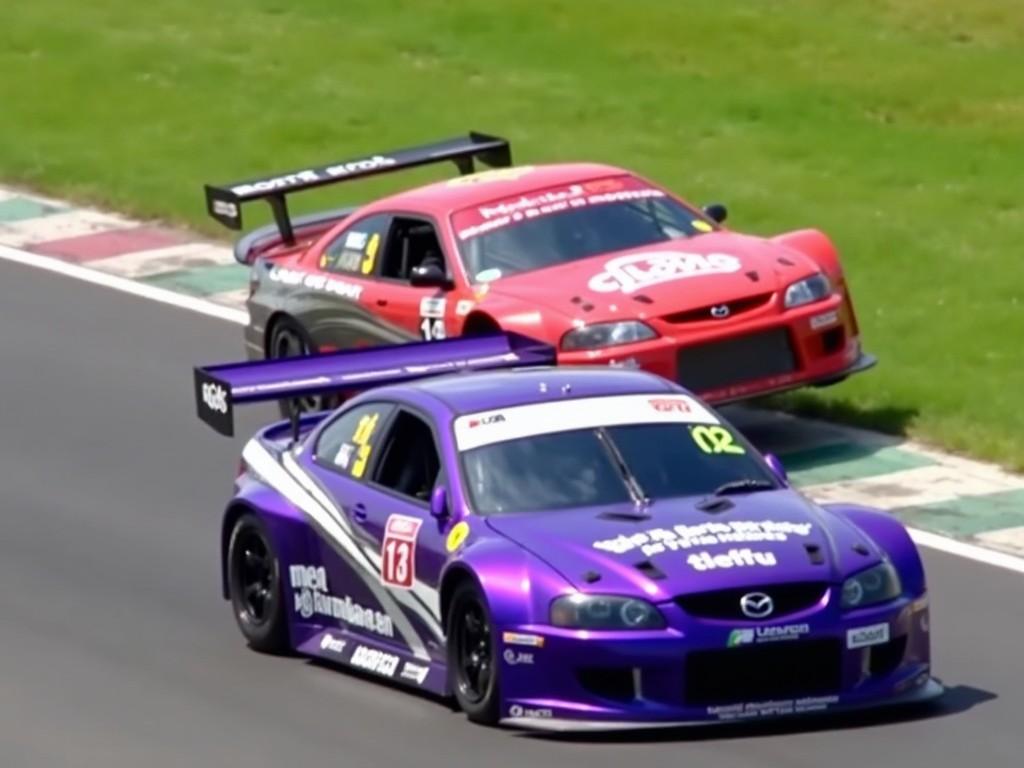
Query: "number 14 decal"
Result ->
[[381, 514, 423, 589]]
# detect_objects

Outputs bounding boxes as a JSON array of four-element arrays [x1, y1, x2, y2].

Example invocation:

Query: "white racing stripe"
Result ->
[[243, 440, 433, 658], [3, 241, 1024, 577], [281, 452, 444, 635]]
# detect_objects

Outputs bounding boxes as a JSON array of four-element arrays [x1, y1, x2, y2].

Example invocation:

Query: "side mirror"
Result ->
[[764, 453, 788, 485], [703, 203, 728, 224], [410, 263, 452, 289], [429, 486, 450, 520]]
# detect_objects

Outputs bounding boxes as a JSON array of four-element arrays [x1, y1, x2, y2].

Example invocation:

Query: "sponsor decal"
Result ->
[[232, 170, 320, 196], [381, 515, 423, 590], [847, 622, 890, 649], [455, 299, 475, 316], [727, 624, 810, 647], [588, 251, 742, 295], [688, 548, 777, 571], [325, 155, 396, 177], [810, 309, 839, 330], [333, 442, 355, 469], [289, 565, 395, 637], [508, 704, 552, 719], [454, 180, 666, 241], [593, 520, 813, 558], [268, 266, 364, 301], [211, 199, 239, 218], [419, 297, 446, 319], [445, 521, 470, 554], [349, 645, 400, 677], [693, 220, 714, 233], [708, 695, 838, 721], [400, 661, 430, 685], [345, 231, 368, 250], [362, 233, 380, 274], [502, 632, 545, 648], [648, 397, 692, 413], [319, 633, 347, 655], [467, 413, 506, 429], [201, 382, 228, 414], [502, 649, 534, 665]]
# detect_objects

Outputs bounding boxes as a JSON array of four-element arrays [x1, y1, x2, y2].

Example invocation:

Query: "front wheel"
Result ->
[[447, 580, 501, 725], [227, 513, 289, 653]]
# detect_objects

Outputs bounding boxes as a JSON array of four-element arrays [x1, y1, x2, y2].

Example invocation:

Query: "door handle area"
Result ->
[[351, 503, 369, 524]]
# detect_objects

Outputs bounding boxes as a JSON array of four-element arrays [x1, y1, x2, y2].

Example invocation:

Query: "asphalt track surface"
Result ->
[[1, 259, 1021, 768]]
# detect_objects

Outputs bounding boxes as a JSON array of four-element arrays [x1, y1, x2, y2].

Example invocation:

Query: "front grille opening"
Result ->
[[676, 582, 828, 621], [662, 292, 773, 325], [685, 639, 842, 706], [677, 328, 797, 393], [869, 635, 907, 677], [821, 327, 845, 355], [577, 667, 635, 703]]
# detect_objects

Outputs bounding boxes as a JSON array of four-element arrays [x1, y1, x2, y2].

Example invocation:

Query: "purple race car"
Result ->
[[193, 333, 940, 731]]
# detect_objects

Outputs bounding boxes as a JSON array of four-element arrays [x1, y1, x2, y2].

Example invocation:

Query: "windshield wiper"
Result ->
[[595, 428, 649, 508], [712, 478, 777, 496]]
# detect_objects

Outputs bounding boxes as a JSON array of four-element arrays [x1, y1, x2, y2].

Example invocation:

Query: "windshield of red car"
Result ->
[[461, 422, 775, 516], [451, 176, 716, 283]]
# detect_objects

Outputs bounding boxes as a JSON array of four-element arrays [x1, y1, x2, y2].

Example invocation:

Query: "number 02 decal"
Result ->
[[691, 425, 746, 455], [381, 514, 423, 590]]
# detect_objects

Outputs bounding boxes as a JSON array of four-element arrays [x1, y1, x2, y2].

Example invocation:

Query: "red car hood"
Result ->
[[482, 233, 818, 321]]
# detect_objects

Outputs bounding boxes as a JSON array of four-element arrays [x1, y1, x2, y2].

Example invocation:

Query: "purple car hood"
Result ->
[[486, 490, 883, 601]]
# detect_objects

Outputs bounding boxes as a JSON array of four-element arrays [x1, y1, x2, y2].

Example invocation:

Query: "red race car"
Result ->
[[205, 132, 874, 405]]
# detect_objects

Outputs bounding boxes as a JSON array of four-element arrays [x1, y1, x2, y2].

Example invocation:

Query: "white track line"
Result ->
[[3, 242, 1024, 575], [0, 244, 247, 325]]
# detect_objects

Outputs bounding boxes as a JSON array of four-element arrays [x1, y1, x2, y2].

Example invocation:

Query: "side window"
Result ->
[[380, 217, 447, 282], [320, 214, 390, 276], [372, 411, 441, 503], [314, 402, 395, 479]]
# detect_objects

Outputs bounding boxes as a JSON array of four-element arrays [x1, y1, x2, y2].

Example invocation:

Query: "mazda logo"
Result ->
[[739, 592, 774, 619], [710, 304, 730, 318]]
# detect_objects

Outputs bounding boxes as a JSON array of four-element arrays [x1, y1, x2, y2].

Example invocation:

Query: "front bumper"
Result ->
[[557, 293, 873, 403], [497, 595, 936, 731]]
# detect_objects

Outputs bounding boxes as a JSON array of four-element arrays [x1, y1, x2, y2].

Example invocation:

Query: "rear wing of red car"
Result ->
[[193, 332, 554, 437], [204, 132, 511, 245]]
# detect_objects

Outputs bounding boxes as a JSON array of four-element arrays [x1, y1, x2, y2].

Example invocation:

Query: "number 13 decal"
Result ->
[[381, 514, 423, 589]]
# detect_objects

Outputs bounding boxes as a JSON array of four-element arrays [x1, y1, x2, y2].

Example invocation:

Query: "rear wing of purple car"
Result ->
[[204, 131, 511, 246], [193, 333, 555, 437]]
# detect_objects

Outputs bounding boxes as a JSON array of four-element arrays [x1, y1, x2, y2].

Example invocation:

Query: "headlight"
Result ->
[[841, 562, 902, 609], [784, 273, 831, 309], [560, 321, 658, 351], [550, 594, 665, 629]]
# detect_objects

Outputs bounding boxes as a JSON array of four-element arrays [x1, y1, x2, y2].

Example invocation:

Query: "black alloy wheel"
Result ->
[[227, 514, 288, 653], [269, 321, 335, 416], [447, 581, 501, 724]]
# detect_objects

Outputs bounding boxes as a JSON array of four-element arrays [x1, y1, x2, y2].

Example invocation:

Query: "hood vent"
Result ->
[[634, 560, 666, 580], [583, 570, 602, 584], [597, 508, 652, 522], [633, 294, 654, 304], [696, 497, 734, 514], [777, 256, 795, 266], [852, 543, 871, 556], [804, 542, 826, 565], [745, 270, 760, 282]]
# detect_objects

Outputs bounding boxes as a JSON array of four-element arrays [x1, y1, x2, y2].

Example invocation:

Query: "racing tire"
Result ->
[[268, 319, 337, 417], [227, 513, 289, 654], [447, 580, 501, 725]]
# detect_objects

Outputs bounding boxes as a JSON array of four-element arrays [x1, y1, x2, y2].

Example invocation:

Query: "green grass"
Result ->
[[2, 0, 1024, 468]]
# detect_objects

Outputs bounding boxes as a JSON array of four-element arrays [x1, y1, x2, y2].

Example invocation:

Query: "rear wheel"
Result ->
[[447, 580, 501, 725], [227, 513, 289, 653], [268, 319, 337, 417]]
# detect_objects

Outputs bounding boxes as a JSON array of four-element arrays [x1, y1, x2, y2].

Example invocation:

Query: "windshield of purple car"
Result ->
[[461, 423, 777, 516], [451, 176, 716, 283]]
